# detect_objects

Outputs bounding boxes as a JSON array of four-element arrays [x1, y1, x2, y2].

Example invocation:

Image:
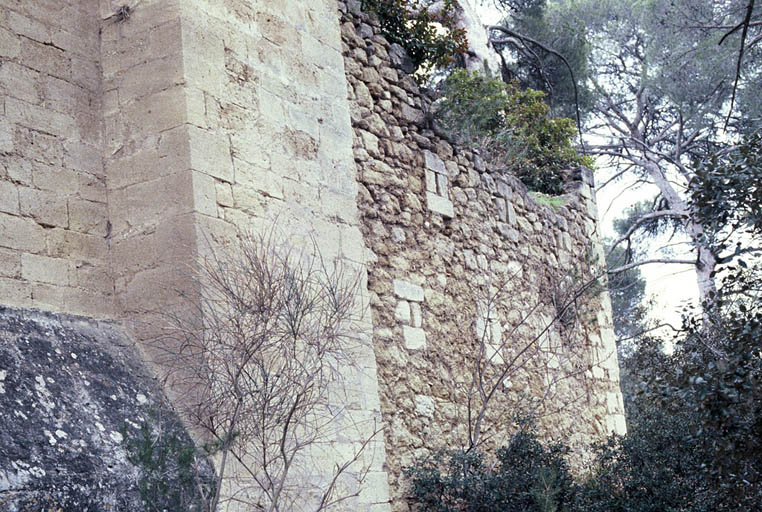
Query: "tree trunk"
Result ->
[[643, 161, 719, 312], [690, 225, 719, 310]]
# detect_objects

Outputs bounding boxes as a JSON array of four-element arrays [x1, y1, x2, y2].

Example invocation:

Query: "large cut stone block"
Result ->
[[393, 279, 423, 302], [426, 192, 454, 218], [423, 150, 445, 173], [403, 326, 426, 350]]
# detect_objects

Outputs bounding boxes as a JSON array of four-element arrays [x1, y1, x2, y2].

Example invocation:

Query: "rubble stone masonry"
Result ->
[[0, 0, 624, 509], [338, 2, 624, 507]]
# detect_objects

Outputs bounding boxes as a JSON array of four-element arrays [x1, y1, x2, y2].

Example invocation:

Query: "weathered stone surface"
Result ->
[[388, 43, 414, 74], [399, 104, 424, 124], [0, 307, 211, 511], [0, 2, 626, 510], [414, 395, 436, 417], [0, 2, 111, 318], [403, 326, 427, 350], [410, 303, 422, 328], [342, 8, 625, 509], [426, 192, 455, 218], [393, 279, 424, 302], [423, 150, 446, 174], [1, 2, 393, 509], [394, 300, 411, 323]]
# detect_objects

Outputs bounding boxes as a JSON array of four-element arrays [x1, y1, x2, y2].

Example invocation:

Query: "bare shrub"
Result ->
[[461, 267, 604, 452], [152, 228, 379, 511]]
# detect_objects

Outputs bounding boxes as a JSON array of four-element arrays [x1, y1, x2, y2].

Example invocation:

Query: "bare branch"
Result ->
[[720, 0, 756, 129], [150, 226, 378, 511]]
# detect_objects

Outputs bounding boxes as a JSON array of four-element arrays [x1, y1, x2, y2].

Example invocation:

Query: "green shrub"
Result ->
[[407, 404, 762, 511], [577, 408, 718, 512], [581, 269, 762, 511], [436, 69, 590, 194], [361, 0, 468, 76], [124, 414, 215, 511], [405, 430, 576, 512]]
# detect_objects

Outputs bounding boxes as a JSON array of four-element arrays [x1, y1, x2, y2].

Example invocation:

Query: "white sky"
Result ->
[[472, 0, 503, 24], [595, 169, 699, 334]]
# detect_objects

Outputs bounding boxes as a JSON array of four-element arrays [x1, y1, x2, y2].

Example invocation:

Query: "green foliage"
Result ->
[[436, 69, 587, 194], [405, 430, 576, 512], [690, 132, 762, 248], [669, 275, 762, 496], [508, 0, 762, 309], [361, 0, 468, 76], [492, 0, 592, 119], [577, 407, 719, 512], [600, 269, 762, 510], [566, 0, 752, 132], [123, 414, 214, 512], [530, 192, 567, 209], [604, 205, 659, 350]]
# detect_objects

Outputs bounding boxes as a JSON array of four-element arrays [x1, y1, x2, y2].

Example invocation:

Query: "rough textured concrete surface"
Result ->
[[0, 306, 209, 511]]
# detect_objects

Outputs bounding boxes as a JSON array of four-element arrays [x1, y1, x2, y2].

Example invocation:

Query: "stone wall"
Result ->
[[149, 0, 390, 508], [0, 1, 624, 510], [339, 3, 625, 507], [100, 0, 390, 508], [0, 0, 112, 317], [100, 0, 201, 326], [3, 1, 391, 509]]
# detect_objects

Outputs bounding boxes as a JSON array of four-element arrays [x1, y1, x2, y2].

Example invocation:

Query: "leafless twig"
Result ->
[[150, 227, 378, 511]]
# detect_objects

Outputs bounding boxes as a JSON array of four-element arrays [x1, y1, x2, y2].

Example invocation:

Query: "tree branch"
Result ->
[[488, 25, 584, 149], [606, 210, 688, 259], [720, 0, 756, 129], [608, 258, 697, 275]]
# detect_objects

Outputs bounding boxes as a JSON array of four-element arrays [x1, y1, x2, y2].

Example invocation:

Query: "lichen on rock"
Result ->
[[0, 307, 211, 511]]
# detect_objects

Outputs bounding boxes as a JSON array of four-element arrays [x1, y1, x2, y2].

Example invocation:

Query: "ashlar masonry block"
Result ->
[[394, 301, 411, 323], [393, 279, 424, 302], [403, 326, 426, 350], [0, 181, 18, 215], [423, 149, 455, 218], [426, 192, 454, 218], [410, 302, 422, 328], [423, 149, 446, 174], [607, 414, 627, 435], [21, 253, 70, 286]]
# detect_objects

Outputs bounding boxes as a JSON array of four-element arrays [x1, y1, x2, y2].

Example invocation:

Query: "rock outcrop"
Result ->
[[0, 307, 208, 511]]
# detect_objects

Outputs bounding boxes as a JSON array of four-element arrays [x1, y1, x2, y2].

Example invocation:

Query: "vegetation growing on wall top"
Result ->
[[435, 69, 591, 195]]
